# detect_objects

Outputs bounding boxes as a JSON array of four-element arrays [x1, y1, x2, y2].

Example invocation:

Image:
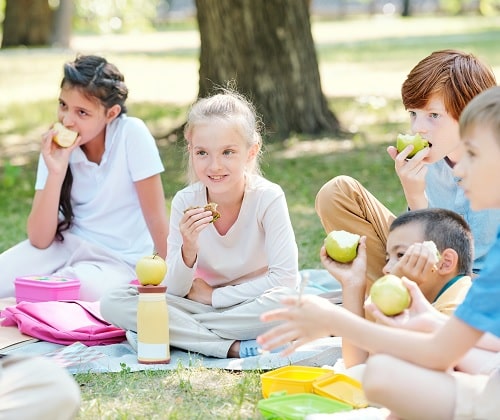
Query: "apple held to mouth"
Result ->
[[369, 274, 411, 316], [52, 122, 78, 148], [135, 254, 167, 286], [396, 133, 429, 158], [324, 230, 361, 263]]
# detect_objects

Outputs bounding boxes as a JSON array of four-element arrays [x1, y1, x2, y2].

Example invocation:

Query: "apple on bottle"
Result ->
[[135, 253, 167, 286], [324, 230, 361, 263], [369, 274, 410, 316]]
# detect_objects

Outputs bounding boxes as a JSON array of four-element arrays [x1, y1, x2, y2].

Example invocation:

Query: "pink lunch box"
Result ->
[[15, 275, 81, 303]]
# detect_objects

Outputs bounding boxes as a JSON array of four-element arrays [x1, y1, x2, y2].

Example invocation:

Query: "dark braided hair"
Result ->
[[56, 55, 128, 241]]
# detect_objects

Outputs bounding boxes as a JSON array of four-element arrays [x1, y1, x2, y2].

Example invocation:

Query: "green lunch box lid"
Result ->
[[257, 392, 352, 420]]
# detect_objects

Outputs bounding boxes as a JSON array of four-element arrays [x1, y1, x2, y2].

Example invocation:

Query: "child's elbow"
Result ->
[[28, 236, 53, 249]]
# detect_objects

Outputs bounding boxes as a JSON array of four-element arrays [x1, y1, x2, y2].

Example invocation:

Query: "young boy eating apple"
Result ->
[[258, 86, 500, 420]]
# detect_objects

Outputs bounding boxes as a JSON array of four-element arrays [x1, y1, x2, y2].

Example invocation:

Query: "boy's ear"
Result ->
[[437, 248, 459, 275], [105, 104, 122, 123]]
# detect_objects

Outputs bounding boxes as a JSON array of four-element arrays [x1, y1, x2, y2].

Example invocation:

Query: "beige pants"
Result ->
[[100, 286, 294, 358], [453, 368, 500, 420], [315, 175, 396, 288], [0, 356, 80, 420]]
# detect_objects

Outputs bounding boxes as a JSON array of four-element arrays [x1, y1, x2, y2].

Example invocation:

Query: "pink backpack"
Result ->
[[1, 300, 125, 346]]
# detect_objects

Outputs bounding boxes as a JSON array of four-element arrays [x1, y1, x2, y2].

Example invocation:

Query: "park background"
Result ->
[[0, 1, 499, 418]]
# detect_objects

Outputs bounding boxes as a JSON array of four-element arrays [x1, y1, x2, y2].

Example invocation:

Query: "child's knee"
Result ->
[[99, 285, 137, 327], [316, 175, 357, 211], [364, 354, 395, 399]]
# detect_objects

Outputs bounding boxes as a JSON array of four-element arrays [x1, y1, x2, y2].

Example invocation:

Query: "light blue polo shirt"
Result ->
[[454, 228, 500, 337], [426, 159, 500, 273]]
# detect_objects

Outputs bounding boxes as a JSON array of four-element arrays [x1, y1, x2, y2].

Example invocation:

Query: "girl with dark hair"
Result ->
[[0, 55, 169, 301]]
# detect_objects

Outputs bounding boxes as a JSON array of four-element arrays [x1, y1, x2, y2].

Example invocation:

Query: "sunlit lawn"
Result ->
[[0, 13, 499, 419]]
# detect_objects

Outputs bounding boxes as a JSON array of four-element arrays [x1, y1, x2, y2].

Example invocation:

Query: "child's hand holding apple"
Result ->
[[320, 234, 367, 290]]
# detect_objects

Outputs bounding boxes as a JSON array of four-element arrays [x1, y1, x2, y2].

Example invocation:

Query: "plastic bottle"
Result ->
[[137, 285, 170, 364]]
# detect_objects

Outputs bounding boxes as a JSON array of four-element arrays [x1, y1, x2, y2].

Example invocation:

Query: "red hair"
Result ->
[[401, 49, 496, 120]]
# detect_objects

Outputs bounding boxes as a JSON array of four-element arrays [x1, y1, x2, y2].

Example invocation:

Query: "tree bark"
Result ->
[[2, 0, 52, 48], [401, 0, 412, 17], [195, 0, 341, 140]]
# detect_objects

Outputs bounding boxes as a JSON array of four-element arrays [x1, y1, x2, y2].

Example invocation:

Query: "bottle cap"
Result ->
[[137, 285, 167, 293]]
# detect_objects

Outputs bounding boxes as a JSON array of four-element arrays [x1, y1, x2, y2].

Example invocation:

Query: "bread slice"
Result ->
[[204, 202, 221, 222], [184, 202, 221, 222]]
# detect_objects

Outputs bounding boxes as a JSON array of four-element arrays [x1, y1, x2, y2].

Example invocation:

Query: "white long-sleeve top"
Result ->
[[166, 174, 300, 308]]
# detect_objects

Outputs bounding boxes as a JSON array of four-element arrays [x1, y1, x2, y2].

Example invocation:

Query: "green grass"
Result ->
[[77, 364, 262, 419], [0, 14, 499, 419], [315, 16, 500, 66]]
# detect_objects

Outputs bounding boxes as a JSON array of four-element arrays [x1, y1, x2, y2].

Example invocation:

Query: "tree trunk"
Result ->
[[195, 0, 341, 140], [51, 0, 74, 48], [2, 0, 52, 48], [401, 0, 412, 17]]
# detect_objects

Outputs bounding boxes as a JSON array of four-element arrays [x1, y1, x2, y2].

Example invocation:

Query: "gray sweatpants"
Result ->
[[100, 285, 295, 358], [0, 233, 136, 301]]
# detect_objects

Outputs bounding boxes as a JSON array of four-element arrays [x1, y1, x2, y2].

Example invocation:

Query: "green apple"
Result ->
[[369, 274, 410, 316], [396, 133, 429, 158], [324, 230, 361, 263], [135, 254, 167, 286]]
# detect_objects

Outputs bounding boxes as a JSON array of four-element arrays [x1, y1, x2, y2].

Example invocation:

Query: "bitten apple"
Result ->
[[324, 230, 361, 263], [53, 122, 78, 148], [396, 133, 429, 158], [135, 254, 167, 286], [369, 274, 410, 316]]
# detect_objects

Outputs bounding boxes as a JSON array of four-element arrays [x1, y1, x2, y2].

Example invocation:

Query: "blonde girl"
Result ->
[[102, 89, 299, 358]]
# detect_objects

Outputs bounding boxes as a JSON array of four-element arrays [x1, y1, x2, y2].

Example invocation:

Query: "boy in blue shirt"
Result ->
[[315, 50, 500, 289], [259, 86, 500, 420]]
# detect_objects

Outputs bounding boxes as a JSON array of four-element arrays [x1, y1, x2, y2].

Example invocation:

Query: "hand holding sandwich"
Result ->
[[180, 203, 221, 268]]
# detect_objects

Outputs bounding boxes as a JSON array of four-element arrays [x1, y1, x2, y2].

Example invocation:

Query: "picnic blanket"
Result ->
[[0, 270, 343, 373], [0, 336, 343, 374]]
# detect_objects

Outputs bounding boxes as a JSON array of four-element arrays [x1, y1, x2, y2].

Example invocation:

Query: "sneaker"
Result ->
[[126, 330, 138, 352], [238, 339, 284, 358], [239, 339, 261, 358]]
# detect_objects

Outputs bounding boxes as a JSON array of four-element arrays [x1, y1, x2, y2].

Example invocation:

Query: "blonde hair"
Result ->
[[184, 89, 263, 184], [459, 86, 500, 146]]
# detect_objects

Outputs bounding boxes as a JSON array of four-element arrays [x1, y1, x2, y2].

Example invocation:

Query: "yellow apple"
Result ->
[[396, 133, 429, 158], [135, 254, 167, 286], [53, 122, 78, 148], [324, 230, 361, 263], [369, 274, 410, 316]]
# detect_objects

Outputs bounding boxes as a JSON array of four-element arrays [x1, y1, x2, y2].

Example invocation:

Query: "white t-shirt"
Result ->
[[35, 115, 164, 266], [166, 174, 300, 308]]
